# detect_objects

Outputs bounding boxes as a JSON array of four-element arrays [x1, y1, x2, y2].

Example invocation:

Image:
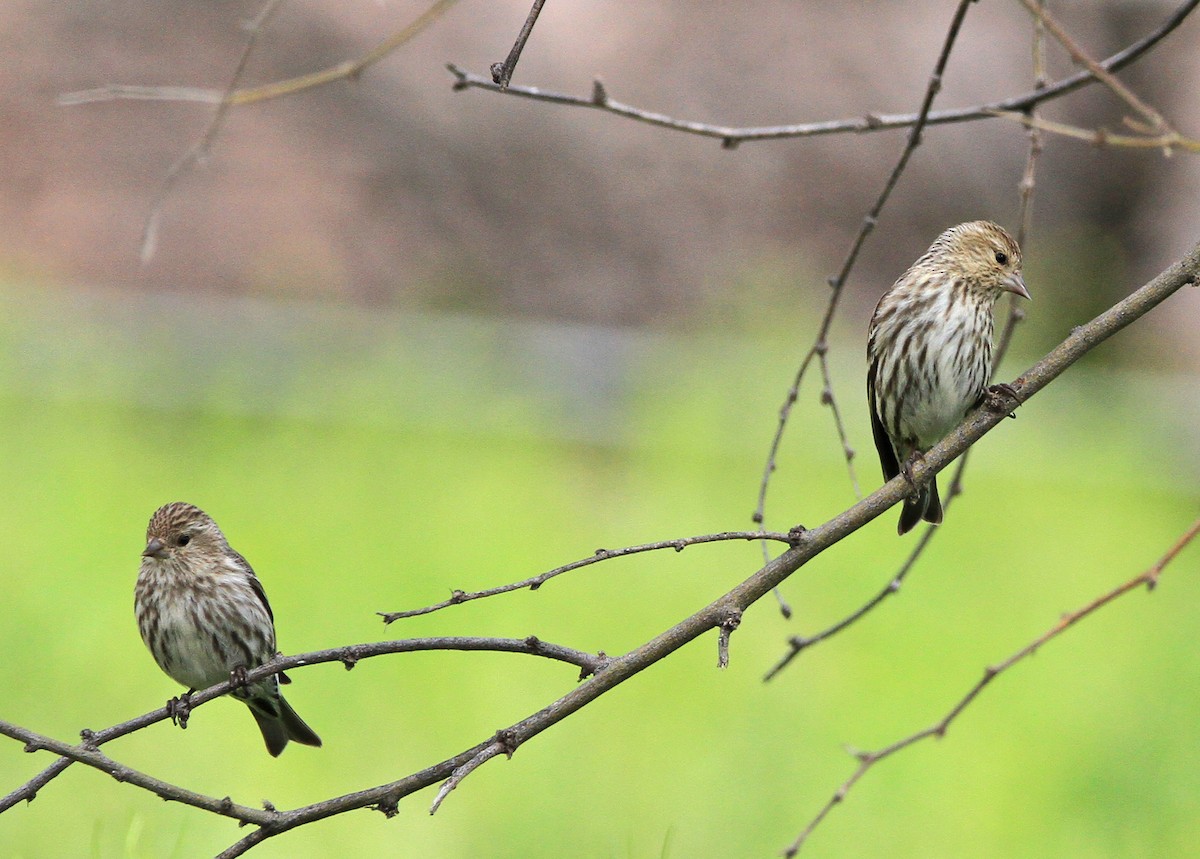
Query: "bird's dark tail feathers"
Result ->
[[248, 692, 322, 757], [897, 474, 943, 535]]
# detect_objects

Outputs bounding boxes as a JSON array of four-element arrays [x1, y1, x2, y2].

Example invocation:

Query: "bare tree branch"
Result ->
[[0, 636, 604, 815], [444, 0, 1198, 145], [1014, 0, 1176, 136], [785, 515, 1200, 856], [60, 0, 462, 110], [491, 0, 547, 88], [380, 530, 796, 623]]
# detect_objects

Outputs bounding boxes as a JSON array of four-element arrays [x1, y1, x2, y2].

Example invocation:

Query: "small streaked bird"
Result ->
[[867, 221, 1030, 535], [135, 502, 321, 756]]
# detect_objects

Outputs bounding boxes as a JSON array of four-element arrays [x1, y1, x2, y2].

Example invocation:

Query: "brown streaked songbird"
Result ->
[[867, 221, 1030, 535], [135, 502, 321, 755]]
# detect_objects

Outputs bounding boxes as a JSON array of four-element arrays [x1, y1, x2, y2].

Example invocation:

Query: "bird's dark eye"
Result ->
[[176, 534, 191, 547], [994, 251, 1009, 265]]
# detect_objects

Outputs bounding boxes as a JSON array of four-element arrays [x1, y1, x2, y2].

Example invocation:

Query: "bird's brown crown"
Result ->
[[144, 502, 226, 557]]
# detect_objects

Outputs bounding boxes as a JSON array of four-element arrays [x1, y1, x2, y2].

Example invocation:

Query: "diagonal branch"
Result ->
[[785, 514, 1200, 856], [491, 0, 547, 88]]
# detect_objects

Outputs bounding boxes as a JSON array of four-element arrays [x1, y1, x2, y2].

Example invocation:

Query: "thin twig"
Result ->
[[754, 0, 977, 599], [62, 0, 461, 110], [491, 0, 547, 88], [379, 530, 794, 623], [989, 110, 1200, 152], [138, 0, 284, 263], [429, 731, 513, 813], [784, 515, 1200, 856], [818, 349, 861, 499]]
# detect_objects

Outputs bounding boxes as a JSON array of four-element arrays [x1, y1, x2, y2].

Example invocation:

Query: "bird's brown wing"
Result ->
[[867, 357, 900, 482]]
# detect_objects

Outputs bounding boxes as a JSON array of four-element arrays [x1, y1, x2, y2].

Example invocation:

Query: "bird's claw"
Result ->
[[982, 382, 1021, 418], [900, 452, 925, 501], [167, 692, 193, 729], [229, 665, 250, 689]]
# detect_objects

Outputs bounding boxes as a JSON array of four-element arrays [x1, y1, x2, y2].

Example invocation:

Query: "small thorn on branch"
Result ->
[[374, 797, 400, 818], [446, 63, 469, 91], [591, 79, 608, 106]]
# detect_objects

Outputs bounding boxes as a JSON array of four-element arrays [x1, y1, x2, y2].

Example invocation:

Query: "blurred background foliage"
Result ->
[[1, 1, 1199, 857]]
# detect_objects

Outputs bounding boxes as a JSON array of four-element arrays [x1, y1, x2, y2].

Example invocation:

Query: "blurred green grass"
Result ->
[[0, 284, 1197, 858]]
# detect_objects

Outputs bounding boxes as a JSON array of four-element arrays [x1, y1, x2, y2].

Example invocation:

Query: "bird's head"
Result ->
[[142, 502, 225, 562], [934, 220, 1030, 301]]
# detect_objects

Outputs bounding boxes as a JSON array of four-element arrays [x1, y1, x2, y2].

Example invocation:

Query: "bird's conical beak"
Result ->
[[143, 537, 167, 559], [1004, 271, 1031, 300]]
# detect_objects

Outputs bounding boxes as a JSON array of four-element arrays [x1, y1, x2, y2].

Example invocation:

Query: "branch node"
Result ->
[[495, 728, 520, 758], [786, 524, 808, 546], [374, 796, 400, 818], [262, 799, 277, 813], [721, 137, 740, 150], [489, 62, 507, 87], [79, 729, 98, 751], [523, 635, 542, 652], [220, 795, 234, 813], [863, 112, 884, 130], [449, 589, 468, 604]]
